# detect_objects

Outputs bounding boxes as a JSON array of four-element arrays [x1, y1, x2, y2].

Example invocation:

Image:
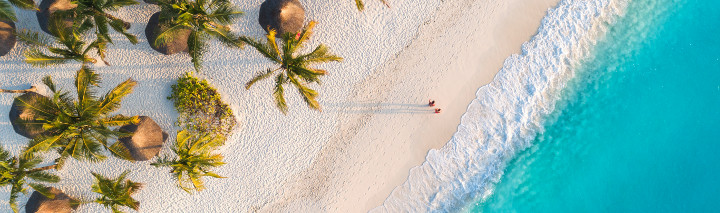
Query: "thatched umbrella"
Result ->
[[258, 0, 305, 37], [9, 92, 46, 139], [36, 0, 77, 35], [0, 20, 15, 56], [145, 12, 191, 55], [119, 116, 168, 161], [25, 187, 78, 213]]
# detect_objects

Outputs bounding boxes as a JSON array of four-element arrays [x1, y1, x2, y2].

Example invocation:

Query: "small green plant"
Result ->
[[91, 170, 142, 213], [0, 147, 59, 213], [151, 130, 225, 193], [168, 72, 237, 137]]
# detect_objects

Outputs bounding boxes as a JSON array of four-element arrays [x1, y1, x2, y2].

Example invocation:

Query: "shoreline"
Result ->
[[260, 0, 560, 211]]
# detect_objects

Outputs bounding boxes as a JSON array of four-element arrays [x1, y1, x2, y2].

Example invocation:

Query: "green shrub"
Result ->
[[168, 72, 237, 137]]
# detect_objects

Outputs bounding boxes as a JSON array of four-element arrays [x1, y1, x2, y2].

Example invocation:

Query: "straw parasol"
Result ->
[[119, 116, 168, 161], [25, 187, 78, 213], [36, 0, 77, 35], [0, 20, 15, 56], [9, 92, 46, 139], [145, 12, 191, 55], [258, 0, 305, 37]]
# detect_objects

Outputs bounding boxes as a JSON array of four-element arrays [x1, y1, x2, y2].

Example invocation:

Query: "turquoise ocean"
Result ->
[[469, 0, 720, 212]]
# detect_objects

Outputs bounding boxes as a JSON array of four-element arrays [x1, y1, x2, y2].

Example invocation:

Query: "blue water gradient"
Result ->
[[468, 0, 720, 212]]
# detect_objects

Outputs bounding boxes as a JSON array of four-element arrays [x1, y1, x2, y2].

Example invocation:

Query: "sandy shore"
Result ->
[[261, 0, 560, 212], [0, 0, 563, 211]]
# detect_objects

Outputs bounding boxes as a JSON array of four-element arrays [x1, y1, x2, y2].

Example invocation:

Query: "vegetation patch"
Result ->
[[168, 72, 237, 137]]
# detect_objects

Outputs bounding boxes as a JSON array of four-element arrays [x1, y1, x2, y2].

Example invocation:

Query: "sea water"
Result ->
[[469, 0, 720, 212], [376, 0, 627, 211]]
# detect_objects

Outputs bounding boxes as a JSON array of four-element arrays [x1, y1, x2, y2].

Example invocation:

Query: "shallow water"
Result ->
[[470, 0, 720, 211]]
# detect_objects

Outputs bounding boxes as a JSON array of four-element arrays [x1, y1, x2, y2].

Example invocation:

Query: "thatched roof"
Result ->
[[143, 0, 158, 5], [9, 92, 46, 139], [259, 0, 305, 37], [120, 116, 168, 161], [36, 0, 77, 35], [145, 12, 191, 55], [25, 187, 77, 213], [0, 20, 15, 56]]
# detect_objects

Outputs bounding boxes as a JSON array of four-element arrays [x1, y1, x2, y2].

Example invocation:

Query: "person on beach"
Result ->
[[429, 99, 436, 106], [435, 108, 442, 113]]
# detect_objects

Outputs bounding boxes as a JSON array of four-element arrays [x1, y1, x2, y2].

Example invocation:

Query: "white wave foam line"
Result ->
[[372, 0, 628, 211]]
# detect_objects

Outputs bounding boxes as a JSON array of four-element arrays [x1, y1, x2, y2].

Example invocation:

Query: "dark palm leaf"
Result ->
[[72, 0, 138, 44], [7, 0, 37, 10], [0, 0, 17, 21]]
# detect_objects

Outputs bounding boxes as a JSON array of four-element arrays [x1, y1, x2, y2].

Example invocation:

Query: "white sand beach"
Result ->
[[0, 0, 559, 212]]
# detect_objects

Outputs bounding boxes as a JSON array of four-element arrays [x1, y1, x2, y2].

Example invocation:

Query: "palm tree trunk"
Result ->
[[0, 86, 37, 93], [29, 164, 56, 172]]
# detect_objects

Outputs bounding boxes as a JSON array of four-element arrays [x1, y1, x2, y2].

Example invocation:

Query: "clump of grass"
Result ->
[[168, 72, 237, 137]]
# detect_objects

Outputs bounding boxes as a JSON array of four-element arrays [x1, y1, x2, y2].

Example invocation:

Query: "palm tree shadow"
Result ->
[[324, 102, 435, 114]]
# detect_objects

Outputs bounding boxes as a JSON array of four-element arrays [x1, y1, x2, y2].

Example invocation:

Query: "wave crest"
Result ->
[[373, 0, 627, 211]]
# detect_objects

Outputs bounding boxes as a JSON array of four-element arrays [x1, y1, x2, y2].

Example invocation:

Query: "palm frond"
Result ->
[[92, 170, 142, 212], [291, 21, 316, 52], [297, 44, 343, 64], [0, 0, 17, 21], [14, 29, 52, 48], [355, 0, 364, 11], [245, 68, 276, 90], [106, 142, 133, 161], [187, 30, 206, 72], [108, 17, 138, 44], [27, 171, 60, 182], [97, 78, 137, 115], [75, 66, 100, 108], [203, 24, 243, 48], [207, 2, 242, 25], [288, 75, 320, 111], [238, 36, 280, 62], [7, 0, 37, 10], [94, 15, 112, 43], [153, 23, 190, 47], [273, 74, 288, 114], [104, 0, 137, 10], [23, 134, 65, 158]]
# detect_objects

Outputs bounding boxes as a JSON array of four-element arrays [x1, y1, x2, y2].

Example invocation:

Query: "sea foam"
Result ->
[[372, 0, 628, 211]]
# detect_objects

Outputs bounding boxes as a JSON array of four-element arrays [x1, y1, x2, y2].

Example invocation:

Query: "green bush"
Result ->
[[168, 72, 237, 137]]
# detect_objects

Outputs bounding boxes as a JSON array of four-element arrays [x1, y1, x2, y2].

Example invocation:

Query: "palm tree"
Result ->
[[0, 0, 37, 21], [91, 170, 142, 213], [18, 67, 139, 168], [154, 0, 245, 71], [239, 21, 343, 114], [15, 18, 109, 67], [354, 0, 389, 11], [0, 147, 60, 213], [54, 0, 139, 44], [151, 130, 225, 193]]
